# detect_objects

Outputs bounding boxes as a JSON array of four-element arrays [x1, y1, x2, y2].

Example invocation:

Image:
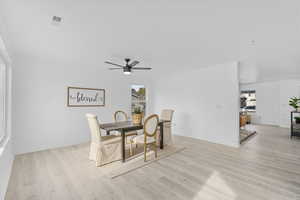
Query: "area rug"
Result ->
[[103, 145, 186, 179], [240, 129, 257, 144]]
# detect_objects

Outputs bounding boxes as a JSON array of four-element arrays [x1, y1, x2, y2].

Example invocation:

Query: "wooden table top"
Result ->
[[100, 120, 170, 131]]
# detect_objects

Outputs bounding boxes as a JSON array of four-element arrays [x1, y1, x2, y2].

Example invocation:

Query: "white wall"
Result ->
[[279, 80, 300, 127], [240, 79, 300, 127], [152, 62, 240, 147], [240, 81, 280, 126], [12, 59, 241, 155], [12, 60, 153, 154]]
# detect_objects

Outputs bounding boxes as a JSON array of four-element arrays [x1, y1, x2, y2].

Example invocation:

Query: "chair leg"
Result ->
[[144, 145, 147, 162], [129, 143, 133, 156], [154, 144, 157, 158]]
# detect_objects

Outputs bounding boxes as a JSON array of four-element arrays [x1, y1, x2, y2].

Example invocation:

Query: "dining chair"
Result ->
[[114, 110, 138, 155], [157, 109, 174, 146], [86, 113, 122, 167], [114, 110, 128, 122], [131, 114, 159, 161]]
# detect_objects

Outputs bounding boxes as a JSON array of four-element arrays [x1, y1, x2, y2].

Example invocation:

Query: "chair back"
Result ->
[[86, 113, 101, 144], [144, 114, 159, 138], [114, 110, 128, 122], [160, 109, 174, 121]]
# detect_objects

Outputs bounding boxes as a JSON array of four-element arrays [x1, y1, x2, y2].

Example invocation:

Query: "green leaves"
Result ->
[[289, 97, 300, 109], [133, 107, 142, 114]]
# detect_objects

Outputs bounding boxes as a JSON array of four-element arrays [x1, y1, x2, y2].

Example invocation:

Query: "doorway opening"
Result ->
[[240, 90, 257, 144]]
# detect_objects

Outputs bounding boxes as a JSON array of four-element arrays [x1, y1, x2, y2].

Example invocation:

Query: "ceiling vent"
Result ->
[[51, 16, 62, 26]]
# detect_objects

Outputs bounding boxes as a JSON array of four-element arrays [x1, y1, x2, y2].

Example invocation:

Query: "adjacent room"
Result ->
[[1, 0, 300, 199]]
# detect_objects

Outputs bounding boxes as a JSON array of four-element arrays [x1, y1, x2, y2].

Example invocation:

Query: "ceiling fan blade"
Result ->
[[105, 61, 124, 68], [132, 67, 152, 70], [109, 68, 123, 70], [129, 60, 140, 67]]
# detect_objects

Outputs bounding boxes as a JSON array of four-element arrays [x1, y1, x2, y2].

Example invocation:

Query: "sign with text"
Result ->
[[67, 87, 105, 107]]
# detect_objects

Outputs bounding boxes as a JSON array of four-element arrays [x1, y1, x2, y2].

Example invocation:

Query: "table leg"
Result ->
[[121, 129, 126, 162], [160, 123, 164, 149]]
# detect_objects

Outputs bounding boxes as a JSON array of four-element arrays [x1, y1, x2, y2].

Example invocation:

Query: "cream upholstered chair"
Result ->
[[131, 114, 159, 161], [157, 109, 174, 146], [86, 114, 122, 167]]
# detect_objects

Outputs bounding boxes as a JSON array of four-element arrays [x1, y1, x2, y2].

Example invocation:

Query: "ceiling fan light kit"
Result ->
[[105, 58, 151, 75], [123, 68, 131, 75]]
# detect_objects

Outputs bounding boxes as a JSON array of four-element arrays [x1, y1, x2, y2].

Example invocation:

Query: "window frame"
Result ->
[[131, 84, 147, 116], [0, 59, 7, 145]]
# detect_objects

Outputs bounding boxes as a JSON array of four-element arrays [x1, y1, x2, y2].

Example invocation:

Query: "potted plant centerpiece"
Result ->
[[132, 107, 143, 124], [289, 97, 300, 112]]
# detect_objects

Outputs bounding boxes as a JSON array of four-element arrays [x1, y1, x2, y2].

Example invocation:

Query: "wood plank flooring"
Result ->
[[5, 125, 300, 200]]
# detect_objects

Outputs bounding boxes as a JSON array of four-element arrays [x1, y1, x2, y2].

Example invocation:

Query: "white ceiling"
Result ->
[[0, 0, 300, 81]]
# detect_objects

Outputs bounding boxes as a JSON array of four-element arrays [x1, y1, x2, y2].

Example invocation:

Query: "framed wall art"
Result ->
[[67, 87, 105, 107]]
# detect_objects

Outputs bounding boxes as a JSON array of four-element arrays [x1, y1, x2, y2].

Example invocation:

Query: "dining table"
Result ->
[[100, 120, 170, 162]]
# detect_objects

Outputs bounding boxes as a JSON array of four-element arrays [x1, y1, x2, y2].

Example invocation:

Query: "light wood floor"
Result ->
[[5, 125, 300, 200]]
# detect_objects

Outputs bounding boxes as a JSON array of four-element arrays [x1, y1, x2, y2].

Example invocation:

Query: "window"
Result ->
[[0, 59, 7, 143], [131, 85, 146, 116], [240, 90, 256, 111]]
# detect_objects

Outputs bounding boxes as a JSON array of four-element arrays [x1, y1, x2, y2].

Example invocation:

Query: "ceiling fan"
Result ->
[[105, 58, 152, 75]]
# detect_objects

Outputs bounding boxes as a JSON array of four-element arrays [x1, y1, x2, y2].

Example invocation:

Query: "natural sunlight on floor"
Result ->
[[193, 171, 237, 200]]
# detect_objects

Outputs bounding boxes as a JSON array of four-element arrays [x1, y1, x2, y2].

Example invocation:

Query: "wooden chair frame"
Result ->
[[143, 114, 159, 161], [114, 110, 128, 122]]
